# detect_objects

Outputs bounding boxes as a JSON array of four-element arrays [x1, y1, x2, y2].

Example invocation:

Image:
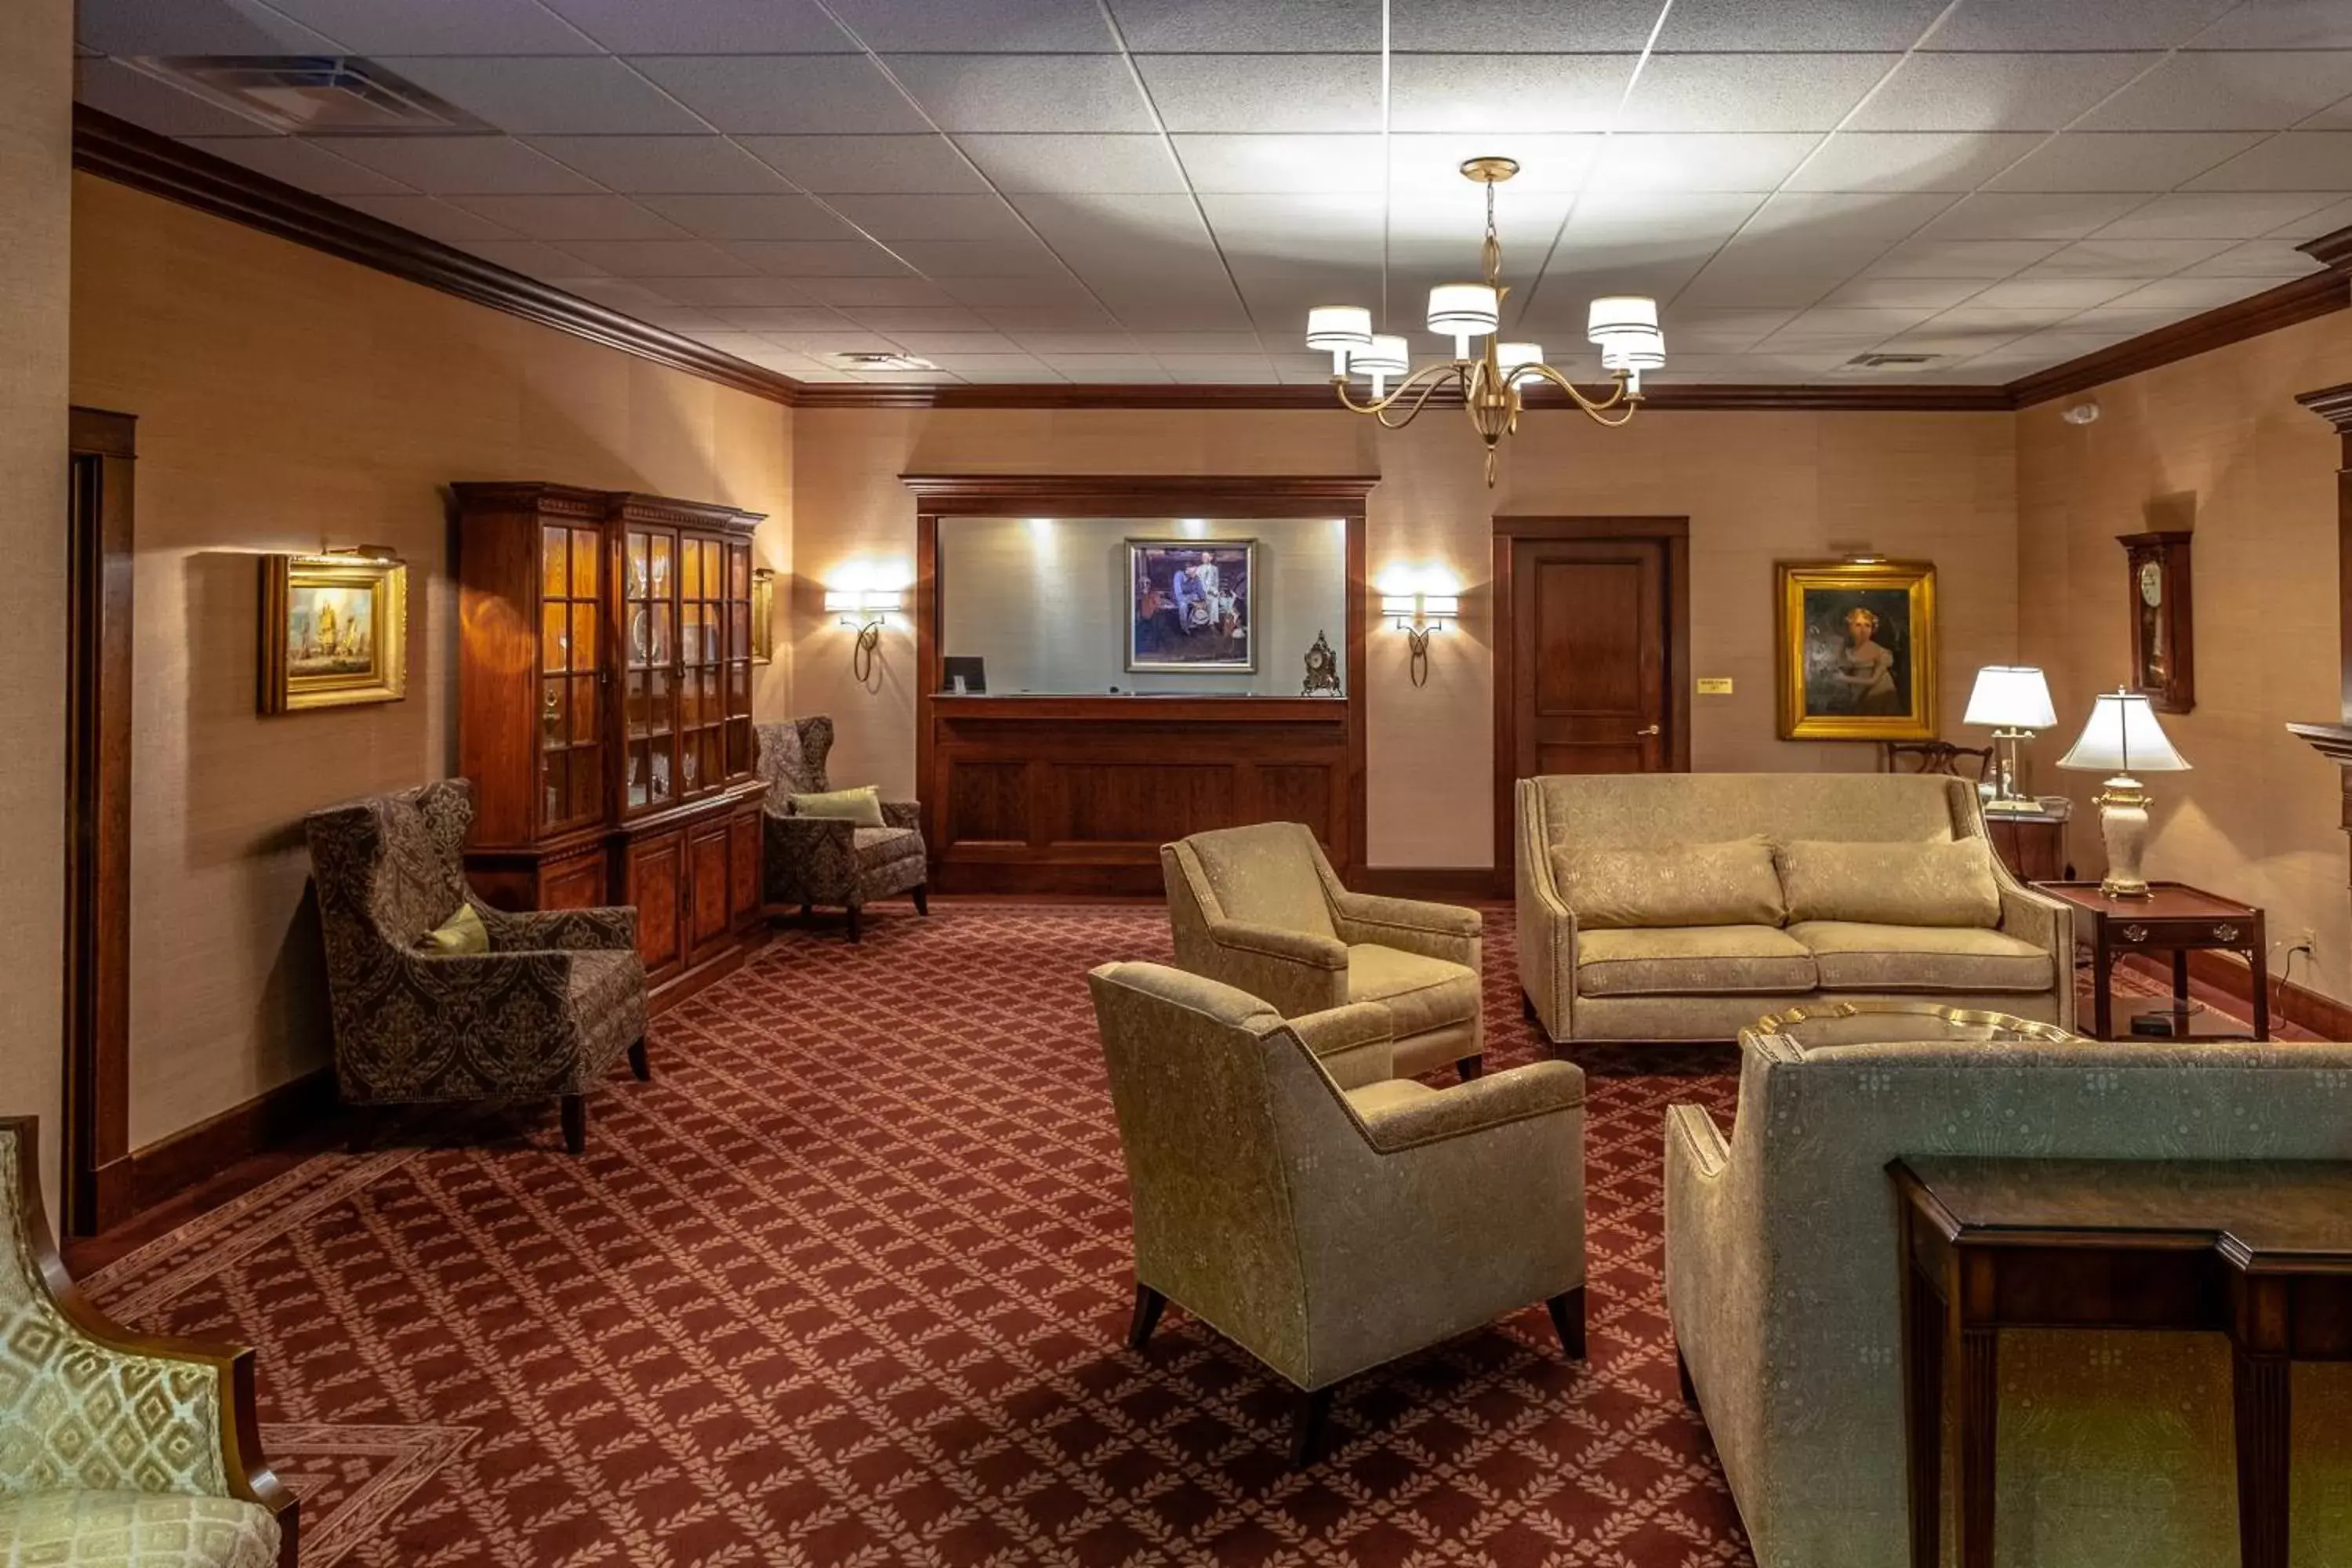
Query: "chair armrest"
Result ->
[[1286, 1000, 1396, 1091], [474, 900, 637, 953], [1665, 1102, 1730, 1179], [880, 798, 921, 831], [1195, 916, 1350, 1019], [1355, 1059, 1585, 1152], [1329, 889, 1482, 965]]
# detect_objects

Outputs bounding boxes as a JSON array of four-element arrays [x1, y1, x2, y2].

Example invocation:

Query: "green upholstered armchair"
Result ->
[[303, 779, 648, 1153], [755, 716, 928, 942], [0, 1118, 295, 1568], [1160, 821, 1485, 1080], [1087, 961, 1586, 1464]]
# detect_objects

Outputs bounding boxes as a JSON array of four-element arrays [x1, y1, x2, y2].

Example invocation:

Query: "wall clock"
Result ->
[[2118, 529, 2193, 713]]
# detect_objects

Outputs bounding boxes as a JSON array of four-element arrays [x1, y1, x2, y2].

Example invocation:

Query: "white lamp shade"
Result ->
[[1599, 325, 1665, 369], [1426, 281, 1500, 336], [1497, 341, 1543, 379], [1351, 333, 1409, 377], [1381, 593, 1459, 623], [826, 587, 902, 616], [1963, 665, 2057, 728], [1305, 303, 1373, 350], [1587, 295, 1659, 343], [2057, 689, 2191, 774]]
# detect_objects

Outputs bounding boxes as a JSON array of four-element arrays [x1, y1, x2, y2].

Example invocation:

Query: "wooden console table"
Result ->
[[1892, 1156, 2352, 1568], [2037, 880, 2267, 1041]]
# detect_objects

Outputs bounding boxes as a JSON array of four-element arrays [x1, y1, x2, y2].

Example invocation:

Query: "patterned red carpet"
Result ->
[[80, 907, 2270, 1566]]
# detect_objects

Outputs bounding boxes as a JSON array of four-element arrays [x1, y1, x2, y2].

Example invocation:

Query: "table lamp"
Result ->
[[1963, 665, 2056, 812], [2056, 688, 2190, 898]]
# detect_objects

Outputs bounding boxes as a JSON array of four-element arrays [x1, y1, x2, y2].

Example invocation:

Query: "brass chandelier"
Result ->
[[1305, 157, 1666, 486]]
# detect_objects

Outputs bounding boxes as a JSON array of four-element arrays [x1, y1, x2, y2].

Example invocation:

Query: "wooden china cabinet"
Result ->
[[454, 482, 768, 1009]]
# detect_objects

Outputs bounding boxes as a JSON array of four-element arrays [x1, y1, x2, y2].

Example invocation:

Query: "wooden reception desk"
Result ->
[[920, 694, 1359, 895]]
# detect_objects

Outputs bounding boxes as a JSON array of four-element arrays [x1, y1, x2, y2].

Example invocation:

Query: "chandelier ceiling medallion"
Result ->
[[1305, 157, 1666, 486]]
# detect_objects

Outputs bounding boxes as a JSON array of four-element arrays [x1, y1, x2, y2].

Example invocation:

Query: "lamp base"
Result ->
[[2095, 774, 2154, 898]]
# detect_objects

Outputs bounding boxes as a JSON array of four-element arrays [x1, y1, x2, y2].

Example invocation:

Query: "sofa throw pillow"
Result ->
[[1777, 837, 2002, 928], [417, 903, 488, 956], [1553, 837, 1786, 930], [791, 784, 885, 827]]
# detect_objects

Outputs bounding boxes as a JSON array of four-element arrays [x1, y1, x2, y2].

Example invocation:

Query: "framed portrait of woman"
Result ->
[[1773, 559, 1937, 741]]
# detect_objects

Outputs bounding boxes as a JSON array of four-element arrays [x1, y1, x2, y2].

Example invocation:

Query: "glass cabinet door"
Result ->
[[679, 534, 728, 797], [539, 522, 604, 830], [726, 540, 753, 778], [623, 528, 677, 812]]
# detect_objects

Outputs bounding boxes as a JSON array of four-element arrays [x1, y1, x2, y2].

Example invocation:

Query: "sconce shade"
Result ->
[[1586, 295, 1659, 343], [1351, 334, 1409, 378], [1305, 304, 1373, 350], [2058, 689, 2190, 774], [825, 587, 903, 617], [1963, 665, 2056, 729], [1380, 593, 1459, 627], [1426, 281, 1500, 336]]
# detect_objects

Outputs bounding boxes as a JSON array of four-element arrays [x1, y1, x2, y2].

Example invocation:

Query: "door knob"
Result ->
[[1636, 724, 1661, 736]]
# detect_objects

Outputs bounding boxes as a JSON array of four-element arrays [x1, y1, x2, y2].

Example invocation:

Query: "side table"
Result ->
[[1981, 798, 2071, 882], [2035, 880, 2267, 1041]]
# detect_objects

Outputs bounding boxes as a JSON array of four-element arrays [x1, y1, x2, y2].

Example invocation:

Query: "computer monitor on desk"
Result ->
[[942, 655, 985, 695]]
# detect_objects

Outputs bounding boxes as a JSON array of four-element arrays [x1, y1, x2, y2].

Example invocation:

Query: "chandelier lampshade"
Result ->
[[1306, 304, 1374, 352], [1497, 341, 1543, 383], [1426, 281, 1501, 337], [1587, 296, 1660, 344], [1600, 325, 1666, 372], [1351, 333, 1409, 379]]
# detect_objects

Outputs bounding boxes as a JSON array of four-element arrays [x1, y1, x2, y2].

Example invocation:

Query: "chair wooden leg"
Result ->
[[1522, 990, 1537, 1022], [1290, 1387, 1334, 1468], [1456, 1054, 1483, 1082], [1678, 1344, 1698, 1406], [912, 884, 929, 916], [1547, 1287, 1587, 1360], [627, 1038, 650, 1081], [799, 902, 813, 921], [560, 1094, 586, 1155], [846, 904, 862, 943], [1127, 1283, 1167, 1351], [345, 1104, 380, 1154]]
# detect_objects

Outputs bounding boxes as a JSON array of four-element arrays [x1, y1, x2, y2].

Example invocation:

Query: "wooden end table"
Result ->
[[2036, 880, 2267, 1041], [1892, 1156, 2352, 1568], [1981, 798, 2073, 882]]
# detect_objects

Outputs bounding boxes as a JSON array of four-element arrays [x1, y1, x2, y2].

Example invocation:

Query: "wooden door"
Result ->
[[686, 820, 732, 965], [1510, 537, 1672, 777], [626, 829, 686, 981]]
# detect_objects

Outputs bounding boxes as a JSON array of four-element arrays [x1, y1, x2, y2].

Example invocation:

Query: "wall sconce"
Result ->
[[750, 568, 775, 665], [1381, 593, 1458, 687], [824, 587, 903, 682]]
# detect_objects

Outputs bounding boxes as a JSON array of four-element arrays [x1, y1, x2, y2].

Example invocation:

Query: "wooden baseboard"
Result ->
[[127, 1068, 339, 1214], [1351, 866, 1504, 901], [2120, 950, 2352, 1040]]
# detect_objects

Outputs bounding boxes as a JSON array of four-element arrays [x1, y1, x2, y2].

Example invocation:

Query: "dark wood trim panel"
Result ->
[[1351, 867, 1500, 902], [64, 408, 136, 1238], [902, 473, 1383, 513], [2121, 950, 2352, 1043], [2290, 385, 2352, 873], [2009, 265, 2351, 408], [1490, 517, 1693, 888], [124, 1068, 339, 1221], [808, 382, 2016, 412]]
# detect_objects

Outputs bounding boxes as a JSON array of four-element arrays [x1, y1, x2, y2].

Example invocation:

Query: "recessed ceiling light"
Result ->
[[121, 56, 490, 135], [833, 351, 937, 372]]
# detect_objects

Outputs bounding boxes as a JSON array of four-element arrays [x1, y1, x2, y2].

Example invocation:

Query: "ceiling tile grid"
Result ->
[[70, 0, 2352, 384]]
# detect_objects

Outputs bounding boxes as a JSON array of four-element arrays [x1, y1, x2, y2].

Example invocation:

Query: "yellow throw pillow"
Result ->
[[790, 784, 885, 827], [1776, 837, 2002, 928], [418, 903, 488, 956], [1554, 837, 1787, 930]]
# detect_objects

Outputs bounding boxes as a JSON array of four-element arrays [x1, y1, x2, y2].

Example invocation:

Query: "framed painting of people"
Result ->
[[1774, 559, 1936, 740], [1128, 539, 1255, 673], [260, 551, 408, 713]]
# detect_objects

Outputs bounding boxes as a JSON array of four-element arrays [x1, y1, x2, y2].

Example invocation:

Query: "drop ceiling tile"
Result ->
[[1846, 53, 2152, 132], [445, 194, 691, 241], [1129, 332, 1265, 354], [1014, 332, 1140, 352], [1918, 191, 2149, 239], [845, 0, 1115, 49], [793, 276, 959, 306], [2105, 274, 2275, 307], [1661, 307, 1801, 348], [1564, 190, 1772, 241], [888, 239, 1072, 276], [259, 0, 603, 52], [1526, 258, 1717, 312], [2079, 51, 2352, 132], [754, 330, 903, 354], [335, 194, 520, 244], [633, 194, 856, 241], [941, 274, 1085, 305], [2062, 303, 2212, 332], [1389, 55, 1636, 132], [2267, 194, 2352, 238], [75, 60, 274, 137], [1109, 0, 1378, 51], [1818, 275, 1991, 307], [1987, 132, 2265, 191], [711, 307, 856, 332], [740, 134, 989, 194], [844, 307, 996, 332], [877, 331, 1021, 353], [1930, 0, 2238, 50], [543, 277, 691, 314], [725, 239, 913, 276], [1037, 352, 1163, 372], [524, 136, 794, 194], [981, 303, 1130, 331], [2190, 1, 2352, 49], [1138, 55, 1382, 132], [824, 193, 1029, 240], [376, 56, 706, 135], [2092, 191, 2341, 240], [1621, 53, 1898, 132], [650, 275, 822, 305], [920, 353, 1054, 372], [1388, 134, 1604, 192], [322, 135, 604, 194], [632, 306, 731, 331], [1970, 275, 2143, 307], [554, 239, 761, 276], [452, 238, 608, 277], [2022, 237, 2237, 275], [2180, 240, 2329, 276], [956, 133, 1187, 192], [888, 54, 1156, 132], [1584, 132, 1825, 191], [181, 136, 416, 195], [1873, 324, 2031, 355], [1163, 363, 1281, 384], [1173, 134, 1384, 194], [1782, 132, 2042, 192], [536, 0, 850, 49], [76, 0, 336, 53], [1655, 0, 1950, 50], [1011, 191, 1217, 247], [676, 329, 786, 359], [2186, 133, 2352, 191], [633, 56, 929, 135], [1766, 304, 1943, 338], [1678, 237, 1892, 306], [1865, 238, 2069, 275], [1743, 191, 1962, 244]]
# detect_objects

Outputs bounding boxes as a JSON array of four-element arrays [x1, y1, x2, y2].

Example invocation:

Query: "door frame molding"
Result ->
[[65, 408, 137, 1237], [1491, 516, 1692, 880]]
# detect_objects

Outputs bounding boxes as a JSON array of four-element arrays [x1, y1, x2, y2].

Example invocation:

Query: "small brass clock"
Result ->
[[1302, 631, 1341, 696]]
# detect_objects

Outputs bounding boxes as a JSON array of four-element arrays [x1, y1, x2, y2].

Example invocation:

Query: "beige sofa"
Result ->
[[1515, 773, 2074, 1042], [1667, 1029, 2352, 1568]]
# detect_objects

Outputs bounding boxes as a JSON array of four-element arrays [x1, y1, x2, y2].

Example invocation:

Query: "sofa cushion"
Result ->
[[1576, 925, 1817, 997], [1791, 920, 2053, 993], [1776, 837, 2002, 927], [0, 1490, 281, 1568], [1553, 837, 1786, 930], [1346, 945, 1479, 1038]]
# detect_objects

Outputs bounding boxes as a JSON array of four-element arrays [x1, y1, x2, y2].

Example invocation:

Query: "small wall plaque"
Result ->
[[1696, 677, 1734, 695]]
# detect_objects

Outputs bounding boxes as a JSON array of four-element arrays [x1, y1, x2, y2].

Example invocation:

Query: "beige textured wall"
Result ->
[[0, 0, 71, 1210], [792, 404, 2018, 867], [69, 175, 792, 1149], [2019, 310, 2352, 1003]]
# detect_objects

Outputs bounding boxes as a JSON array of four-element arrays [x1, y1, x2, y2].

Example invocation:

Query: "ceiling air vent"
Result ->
[[121, 56, 491, 135], [833, 352, 938, 372], [1838, 351, 1945, 372]]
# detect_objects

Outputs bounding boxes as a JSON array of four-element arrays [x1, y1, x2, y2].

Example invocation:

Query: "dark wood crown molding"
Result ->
[[902, 472, 1380, 515], [2299, 382, 2352, 435], [805, 380, 2014, 412], [2007, 263, 2351, 410]]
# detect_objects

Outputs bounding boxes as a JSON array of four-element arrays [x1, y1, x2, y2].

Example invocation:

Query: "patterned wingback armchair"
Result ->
[[0, 1117, 295, 1568], [755, 716, 929, 942], [303, 779, 648, 1153]]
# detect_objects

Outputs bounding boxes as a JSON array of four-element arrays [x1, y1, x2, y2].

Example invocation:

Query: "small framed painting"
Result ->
[[1128, 539, 1255, 673], [260, 552, 408, 713], [1774, 559, 1937, 741]]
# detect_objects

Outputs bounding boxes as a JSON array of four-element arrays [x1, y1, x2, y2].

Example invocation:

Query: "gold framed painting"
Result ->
[[260, 552, 408, 713], [1774, 559, 1936, 741]]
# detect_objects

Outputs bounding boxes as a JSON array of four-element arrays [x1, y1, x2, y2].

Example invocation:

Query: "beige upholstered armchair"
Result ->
[[1087, 962, 1586, 1464], [0, 1118, 296, 1568], [304, 779, 648, 1153], [756, 716, 928, 942], [1161, 822, 1485, 1080]]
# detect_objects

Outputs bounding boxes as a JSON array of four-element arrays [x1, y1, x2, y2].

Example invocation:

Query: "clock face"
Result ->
[[2139, 559, 2163, 608], [1307, 648, 1330, 670]]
